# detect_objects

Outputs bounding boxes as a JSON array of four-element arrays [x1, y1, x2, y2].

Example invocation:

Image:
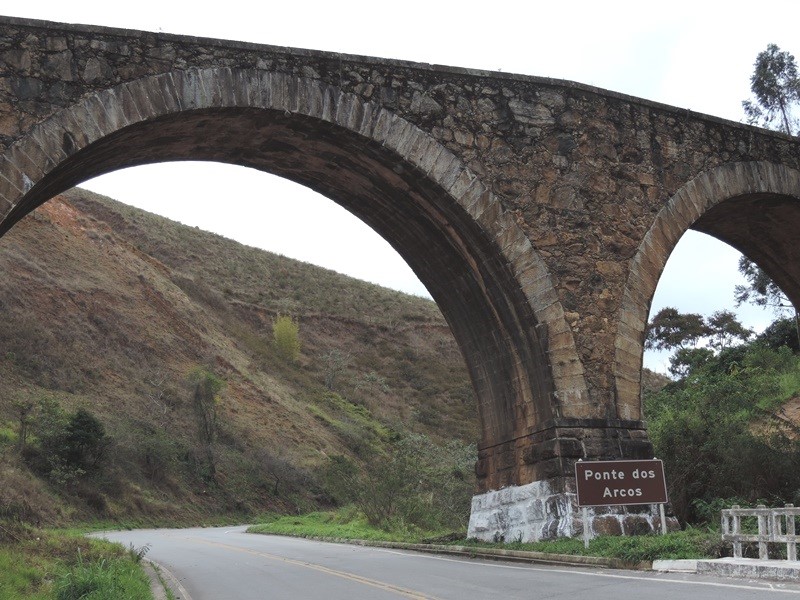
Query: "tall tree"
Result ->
[[735, 256, 799, 348], [706, 309, 753, 351], [646, 308, 753, 377], [645, 307, 709, 351], [742, 43, 800, 135], [734, 256, 792, 311]]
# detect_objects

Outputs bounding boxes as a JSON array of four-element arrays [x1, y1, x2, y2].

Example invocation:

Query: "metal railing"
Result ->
[[721, 504, 800, 560]]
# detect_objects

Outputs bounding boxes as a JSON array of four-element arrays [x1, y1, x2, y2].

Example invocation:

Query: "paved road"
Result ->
[[94, 526, 800, 599]]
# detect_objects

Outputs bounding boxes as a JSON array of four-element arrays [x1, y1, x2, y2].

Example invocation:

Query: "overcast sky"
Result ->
[[6, 1, 800, 371]]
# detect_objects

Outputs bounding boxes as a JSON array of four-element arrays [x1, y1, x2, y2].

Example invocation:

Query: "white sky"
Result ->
[[6, 1, 800, 372]]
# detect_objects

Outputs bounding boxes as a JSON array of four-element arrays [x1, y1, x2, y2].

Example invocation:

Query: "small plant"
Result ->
[[127, 543, 150, 563]]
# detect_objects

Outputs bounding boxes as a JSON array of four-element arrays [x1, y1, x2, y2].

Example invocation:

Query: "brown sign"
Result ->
[[575, 459, 668, 507]]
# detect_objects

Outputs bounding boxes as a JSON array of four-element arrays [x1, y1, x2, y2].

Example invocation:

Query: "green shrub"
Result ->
[[139, 428, 181, 483], [61, 409, 109, 472], [0, 423, 16, 446], [645, 344, 800, 524], [188, 367, 223, 447], [321, 434, 475, 531], [25, 399, 109, 482], [273, 315, 301, 362]]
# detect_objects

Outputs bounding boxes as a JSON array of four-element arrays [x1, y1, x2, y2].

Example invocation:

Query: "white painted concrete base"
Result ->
[[697, 557, 800, 581], [467, 481, 669, 542], [652, 559, 698, 572], [656, 557, 800, 582], [468, 480, 576, 542]]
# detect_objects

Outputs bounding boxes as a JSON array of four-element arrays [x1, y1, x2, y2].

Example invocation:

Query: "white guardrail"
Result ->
[[721, 504, 800, 560]]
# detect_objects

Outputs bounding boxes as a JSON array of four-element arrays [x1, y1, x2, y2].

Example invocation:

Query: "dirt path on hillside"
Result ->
[[772, 396, 800, 437]]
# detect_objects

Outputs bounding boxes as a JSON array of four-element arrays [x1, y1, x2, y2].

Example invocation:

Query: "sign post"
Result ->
[[582, 506, 590, 549], [575, 459, 669, 547]]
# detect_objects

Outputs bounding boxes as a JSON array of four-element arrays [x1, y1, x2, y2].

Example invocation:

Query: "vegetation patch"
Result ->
[[248, 509, 727, 562], [249, 510, 428, 542], [645, 305, 800, 525], [0, 188, 478, 527], [455, 529, 728, 562], [0, 525, 152, 599]]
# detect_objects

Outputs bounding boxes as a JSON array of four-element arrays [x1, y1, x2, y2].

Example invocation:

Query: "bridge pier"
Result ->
[[468, 482, 669, 542], [469, 418, 667, 541]]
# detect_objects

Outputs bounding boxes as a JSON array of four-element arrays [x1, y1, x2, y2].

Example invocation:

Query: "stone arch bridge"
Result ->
[[2, 16, 799, 540]]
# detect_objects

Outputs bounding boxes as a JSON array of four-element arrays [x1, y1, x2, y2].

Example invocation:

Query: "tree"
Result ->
[[734, 256, 792, 312], [706, 309, 753, 351], [647, 308, 753, 378], [738, 45, 800, 345], [144, 371, 176, 429], [188, 367, 224, 480], [667, 346, 714, 379], [322, 349, 349, 391], [645, 345, 800, 524], [757, 317, 800, 352], [273, 315, 301, 362], [742, 43, 800, 135], [189, 367, 223, 447], [32, 397, 69, 461], [645, 307, 708, 351], [735, 256, 799, 348], [25, 399, 109, 481], [256, 448, 310, 497], [12, 399, 35, 454], [61, 408, 109, 471]]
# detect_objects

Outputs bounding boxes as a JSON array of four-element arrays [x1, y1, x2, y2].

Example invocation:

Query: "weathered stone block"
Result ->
[[593, 515, 623, 536], [622, 515, 653, 536]]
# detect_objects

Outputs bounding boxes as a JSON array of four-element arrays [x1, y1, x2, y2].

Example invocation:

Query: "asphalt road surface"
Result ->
[[94, 526, 800, 599]]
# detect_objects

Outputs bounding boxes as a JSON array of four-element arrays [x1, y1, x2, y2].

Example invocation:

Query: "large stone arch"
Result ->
[[0, 67, 587, 491], [614, 161, 800, 416]]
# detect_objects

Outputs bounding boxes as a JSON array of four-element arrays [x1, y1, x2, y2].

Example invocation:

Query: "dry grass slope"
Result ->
[[0, 188, 477, 525]]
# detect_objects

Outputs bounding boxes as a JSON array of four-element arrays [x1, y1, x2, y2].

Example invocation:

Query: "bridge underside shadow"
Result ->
[[693, 193, 800, 307]]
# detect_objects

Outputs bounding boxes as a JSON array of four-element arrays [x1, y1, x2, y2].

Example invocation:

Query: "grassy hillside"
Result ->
[[0, 188, 478, 526]]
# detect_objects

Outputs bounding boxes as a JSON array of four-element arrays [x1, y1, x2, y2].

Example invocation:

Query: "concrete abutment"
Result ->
[[468, 479, 676, 543]]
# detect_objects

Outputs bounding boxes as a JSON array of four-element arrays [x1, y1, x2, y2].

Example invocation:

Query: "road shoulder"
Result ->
[[144, 558, 193, 600]]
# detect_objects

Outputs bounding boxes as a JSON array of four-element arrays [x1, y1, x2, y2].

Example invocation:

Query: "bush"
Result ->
[[25, 399, 109, 482], [321, 434, 475, 531], [139, 429, 180, 483], [757, 316, 800, 352], [189, 367, 223, 446], [744, 343, 796, 373], [273, 315, 300, 362], [645, 346, 800, 524], [61, 409, 108, 472]]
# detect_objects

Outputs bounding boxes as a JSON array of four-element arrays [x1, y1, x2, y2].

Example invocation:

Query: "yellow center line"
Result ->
[[190, 537, 442, 599]]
